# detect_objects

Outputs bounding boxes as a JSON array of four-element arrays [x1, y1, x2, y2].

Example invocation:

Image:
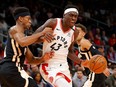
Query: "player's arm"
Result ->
[[68, 29, 83, 64], [79, 39, 102, 68], [34, 18, 57, 42], [25, 47, 54, 65], [81, 39, 110, 76], [9, 28, 47, 47], [34, 18, 56, 33], [35, 27, 54, 43], [68, 42, 82, 64], [68, 43, 89, 68]]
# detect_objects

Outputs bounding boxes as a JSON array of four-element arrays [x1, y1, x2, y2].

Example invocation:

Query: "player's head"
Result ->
[[63, 5, 79, 28], [12, 7, 31, 29], [75, 23, 87, 40]]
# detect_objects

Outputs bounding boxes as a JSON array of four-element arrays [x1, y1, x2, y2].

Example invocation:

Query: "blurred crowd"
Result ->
[[0, 0, 116, 87]]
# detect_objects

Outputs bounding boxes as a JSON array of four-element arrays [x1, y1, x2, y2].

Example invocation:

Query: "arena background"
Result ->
[[0, 0, 116, 86]]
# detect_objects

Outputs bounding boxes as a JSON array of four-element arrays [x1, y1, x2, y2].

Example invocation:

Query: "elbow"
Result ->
[[19, 42, 28, 47]]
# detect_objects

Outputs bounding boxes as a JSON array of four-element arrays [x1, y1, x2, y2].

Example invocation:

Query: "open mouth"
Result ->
[[70, 21, 75, 25]]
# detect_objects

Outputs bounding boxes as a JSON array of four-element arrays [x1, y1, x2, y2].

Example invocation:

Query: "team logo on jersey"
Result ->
[[67, 33, 71, 37], [56, 28, 60, 31]]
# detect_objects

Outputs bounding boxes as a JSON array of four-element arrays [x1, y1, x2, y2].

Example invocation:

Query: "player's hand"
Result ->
[[42, 51, 54, 62], [81, 59, 90, 68], [103, 68, 110, 77], [41, 27, 54, 43], [43, 32, 55, 43]]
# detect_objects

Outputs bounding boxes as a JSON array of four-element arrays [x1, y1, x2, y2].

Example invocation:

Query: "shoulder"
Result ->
[[47, 18, 57, 25], [9, 26, 24, 39], [9, 26, 17, 37], [44, 18, 58, 29], [80, 38, 92, 48], [80, 38, 90, 45]]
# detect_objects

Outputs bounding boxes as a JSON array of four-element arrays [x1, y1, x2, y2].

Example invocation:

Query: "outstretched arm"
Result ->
[[68, 29, 90, 67], [9, 27, 49, 47], [35, 27, 54, 43], [68, 43, 90, 68], [34, 18, 56, 33], [34, 18, 57, 43]]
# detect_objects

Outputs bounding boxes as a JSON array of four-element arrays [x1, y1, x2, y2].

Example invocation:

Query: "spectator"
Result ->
[[86, 29, 94, 43], [101, 30, 108, 45], [94, 34, 102, 45], [72, 70, 87, 87], [0, 40, 4, 61], [107, 47, 116, 62], [108, 33, 116, 48], [30, 65, 40, 74], [0, 15, 9, 43], [32, 71, 45, 87], [105, 66, 116, 87]]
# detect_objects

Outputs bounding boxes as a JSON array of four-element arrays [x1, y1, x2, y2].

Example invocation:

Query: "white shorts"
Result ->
[[39, 63, 72, 87]]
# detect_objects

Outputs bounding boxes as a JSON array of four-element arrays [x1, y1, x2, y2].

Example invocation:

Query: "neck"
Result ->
[[16, 22, 25, 33]]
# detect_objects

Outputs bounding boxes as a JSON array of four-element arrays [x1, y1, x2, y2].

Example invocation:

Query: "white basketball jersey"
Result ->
[[43, 18, 75, 65]]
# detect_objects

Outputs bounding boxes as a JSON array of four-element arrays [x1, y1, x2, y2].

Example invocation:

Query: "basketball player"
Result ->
[[0, 7, 54, 87], [73, 23, 110, 87], [34, 5, 83, 87]]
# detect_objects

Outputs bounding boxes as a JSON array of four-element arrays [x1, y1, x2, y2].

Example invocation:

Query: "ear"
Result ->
[[83, 32, 86, 36], [63, 14, 65, 18], [18, 16, 23, 22]]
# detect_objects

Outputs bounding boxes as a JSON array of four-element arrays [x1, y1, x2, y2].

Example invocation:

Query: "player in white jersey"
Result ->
[[34, 5, 84, 87], [40, 18, 75, 87]]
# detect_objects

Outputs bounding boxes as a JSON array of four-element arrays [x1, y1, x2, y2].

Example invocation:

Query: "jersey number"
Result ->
[[50, 43, 62, 51]]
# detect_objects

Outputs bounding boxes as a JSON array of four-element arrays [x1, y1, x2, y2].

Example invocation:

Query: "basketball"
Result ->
[[89, 55, 107, 74]]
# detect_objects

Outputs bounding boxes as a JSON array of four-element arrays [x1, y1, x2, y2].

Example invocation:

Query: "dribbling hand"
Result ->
[[103, 68, 110, 77], [81, 59, 90, 68]]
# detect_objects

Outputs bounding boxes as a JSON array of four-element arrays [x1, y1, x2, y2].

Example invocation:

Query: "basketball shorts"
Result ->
[[83, 72, 107, 87], [0, 61, 38, 87], [39, 62, 72, 87]]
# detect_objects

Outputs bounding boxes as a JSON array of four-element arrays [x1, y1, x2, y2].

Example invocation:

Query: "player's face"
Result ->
[[22, 16, 32, 29], [76, 27, 85, 40], [64, 12, 78, 27]]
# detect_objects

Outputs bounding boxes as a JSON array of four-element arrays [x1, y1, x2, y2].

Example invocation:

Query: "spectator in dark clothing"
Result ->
[[105, 66, 116, 87]]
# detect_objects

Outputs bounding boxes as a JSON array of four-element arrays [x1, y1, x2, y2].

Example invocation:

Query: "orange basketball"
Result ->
[[89, 55, 107, 74]]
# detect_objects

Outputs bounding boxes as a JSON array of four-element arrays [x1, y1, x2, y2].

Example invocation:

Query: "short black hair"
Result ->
[[64, 4, 78, 11], [12, 7, 30, 20], [75, 23, 87, 33]]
